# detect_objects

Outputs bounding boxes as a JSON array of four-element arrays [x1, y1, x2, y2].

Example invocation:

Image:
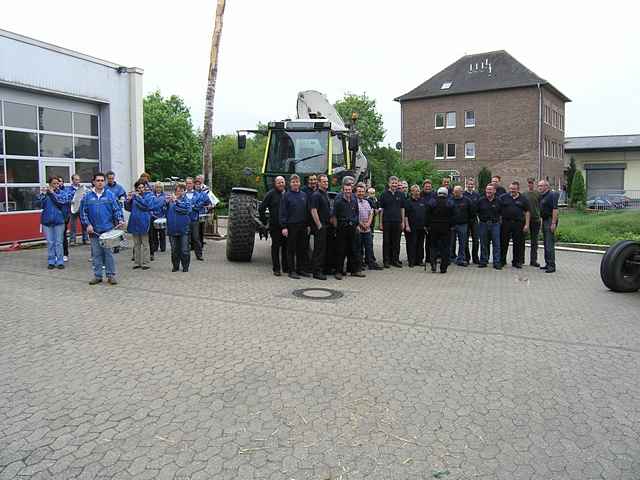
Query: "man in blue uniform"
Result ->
[[425, 187, 454, 273], [538, 180, 559, 273], [404, 185, 427, 267], [309, 174, 331, 280], [166, 183, 192, 272], [499, 181, 530, 268], [105, 170, 127, 254], [379, 176, 405, 268], [259, 176, 288, 276], [476, 184, 502, 269], [332, 182, 365, 280], [184, 177, 209, 261], [421, 179, 436, 264], [450, 186, 473, 266], [463, 178, 480, 264], [280, 174, 309, 279]]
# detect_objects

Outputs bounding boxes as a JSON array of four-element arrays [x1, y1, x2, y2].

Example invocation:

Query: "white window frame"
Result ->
[[446, 112, 456, 129], [434, 143, 445, 160], [464, 110, 475, 128], [464, 142, 476, 159], [434, 112, 445, 129], [446, 143, 456, 159]]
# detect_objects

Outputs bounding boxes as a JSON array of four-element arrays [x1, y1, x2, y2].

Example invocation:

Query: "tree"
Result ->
[[477, 166, 492, 193], [202, 0, 226, 188], [144, 91, 201, 181], [334, 93, 385, 153], [566, 156, 577, 199], [570, 170, 586, 208]]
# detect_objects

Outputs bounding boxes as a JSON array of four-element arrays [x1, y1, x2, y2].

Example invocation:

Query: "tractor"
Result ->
[[225, 90, 366, 262], [600, 240, 640, 292]]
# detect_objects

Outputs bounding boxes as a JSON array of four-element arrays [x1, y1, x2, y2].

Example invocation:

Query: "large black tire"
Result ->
[[600, 240, 640, 292], [226, 188, 258, 262]]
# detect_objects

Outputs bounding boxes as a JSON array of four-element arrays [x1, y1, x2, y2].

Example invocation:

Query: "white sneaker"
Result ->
[[63, 256, 68, 262]]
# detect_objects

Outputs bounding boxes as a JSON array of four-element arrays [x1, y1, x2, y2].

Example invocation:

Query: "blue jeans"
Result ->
[[451, 224, 468, 264], [359, 231, 375, 266], [43, 224, 65, 266], [478, 222, 501, 266], [90, 235, 116, 279]]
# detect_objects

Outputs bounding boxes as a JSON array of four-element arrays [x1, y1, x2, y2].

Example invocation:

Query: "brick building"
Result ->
[[395, 50, 570, 186]]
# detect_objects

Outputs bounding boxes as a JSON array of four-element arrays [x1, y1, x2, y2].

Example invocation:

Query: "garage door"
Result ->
[[585, 164, 625, 197]]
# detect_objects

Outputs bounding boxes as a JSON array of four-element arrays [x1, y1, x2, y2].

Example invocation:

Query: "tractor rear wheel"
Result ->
[[226, 188, 258, 262], [600, 240, 640, 292]]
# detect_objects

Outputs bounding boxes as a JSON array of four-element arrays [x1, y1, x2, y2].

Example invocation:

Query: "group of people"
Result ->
[[37, 170, 217, 284], [260, 173, 560, 279]]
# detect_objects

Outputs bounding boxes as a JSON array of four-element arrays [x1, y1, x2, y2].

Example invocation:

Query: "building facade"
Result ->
[[565, 135, 640, 197], [395, 51, 569, 186], [0, 29, 143, 244]]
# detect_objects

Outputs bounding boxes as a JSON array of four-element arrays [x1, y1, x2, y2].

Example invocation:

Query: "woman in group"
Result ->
[[125, 180, 153, 270], [37, 176, 69, 270], [166, 183, 192, 272], [149, 182, 167, 260]]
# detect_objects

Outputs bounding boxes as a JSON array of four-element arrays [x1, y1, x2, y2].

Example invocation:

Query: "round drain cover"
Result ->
[[292, 288, 344, 301]]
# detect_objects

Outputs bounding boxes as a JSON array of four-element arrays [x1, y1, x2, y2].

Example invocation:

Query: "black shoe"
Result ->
[[160, 249, 166, 252], [540, 265, 549, 270], [182, 268, 189, 272], [383, 263, 390, 269], [273, 271, 281, 277], [351, 271, 366, 278], [530, 262, 540, 267], [392, 262, 403, 268], [512, 263, 523, 269], [431, 263, 437, 273], [196, 256, 204, 261], [82, 240, 88, 245], [289, 272, 300, 279], [370, 264, 383, 270], [440, 269, 447, 274], [408, 263, 414, 268], [478, 264, 487, 268], [89, 277, 102, 285], [141, 266, 150, 270], [313, 273, 327, 280], [47, 265, 55, 270], [334, 272, 343, 280], [500, 262, 506, 268], [417, 262, 426, 267], [57, 264, 65, 270], [545, 268, 556, 273], [172, 267, 179, 272], [298, 271, 311, 278], [133, 265, 141, 269], [150, 255, 154, 261], [494, 265, 503, 270]]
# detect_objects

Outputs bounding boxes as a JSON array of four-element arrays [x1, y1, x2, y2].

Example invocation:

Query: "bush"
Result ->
[[570, 170, 586, 208], [477, 166, 492, 193]]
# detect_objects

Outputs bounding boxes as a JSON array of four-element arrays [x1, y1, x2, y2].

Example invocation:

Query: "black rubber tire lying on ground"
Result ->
[[226, 188, 258, 262], [600, 240, 640, 292]]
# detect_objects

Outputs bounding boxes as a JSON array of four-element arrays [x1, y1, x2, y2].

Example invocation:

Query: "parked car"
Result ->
[[605, 194, 631, 208], [587, 196, 615, 210]]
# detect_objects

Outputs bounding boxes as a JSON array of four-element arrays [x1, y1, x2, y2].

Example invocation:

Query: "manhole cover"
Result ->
[[292, 288, 344, 301]]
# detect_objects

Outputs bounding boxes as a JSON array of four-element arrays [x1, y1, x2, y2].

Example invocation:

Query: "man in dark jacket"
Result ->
[[450, 186, 473, 266], [425, 187, 454, 273], [332, 182, 365, 280], [476, 184, 502, 269], [463, 178, 480, 264], [309, 174, 331, 280], [379, 176, 405, 268], [280, 174, 309, 279], [404, 185, 427, 267], [259, 176, 288, 276], [499, 181, 530, 268], [421, 179, 436, 264]]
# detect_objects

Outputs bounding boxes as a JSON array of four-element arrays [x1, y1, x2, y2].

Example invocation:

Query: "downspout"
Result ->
[[537, 83, 543, 179]]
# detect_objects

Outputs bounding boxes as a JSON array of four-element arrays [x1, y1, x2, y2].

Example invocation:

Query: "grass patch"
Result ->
[[557, 209, 640, 245]]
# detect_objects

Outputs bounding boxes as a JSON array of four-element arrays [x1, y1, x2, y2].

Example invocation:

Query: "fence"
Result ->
[[585, 190, 640, 211]]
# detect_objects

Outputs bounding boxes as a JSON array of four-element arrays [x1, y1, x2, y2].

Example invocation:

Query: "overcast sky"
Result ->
[[3, 0, 640, 144]]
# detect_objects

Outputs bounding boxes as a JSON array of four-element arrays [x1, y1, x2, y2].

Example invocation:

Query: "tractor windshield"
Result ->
[[266, 130, 329, 174]]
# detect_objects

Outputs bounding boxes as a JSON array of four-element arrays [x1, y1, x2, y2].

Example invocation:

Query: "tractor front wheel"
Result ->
[[600, 240, 640, 292], [226, 188, 258, 262]]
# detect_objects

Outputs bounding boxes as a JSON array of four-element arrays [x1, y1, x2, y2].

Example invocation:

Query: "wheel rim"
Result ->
[[621, 248, 640, 284]]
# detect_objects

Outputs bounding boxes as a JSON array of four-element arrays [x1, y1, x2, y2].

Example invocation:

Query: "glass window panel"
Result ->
[[5, 131, 38, 156], [435, 143, 444, 158], [465, 142, 476, 158], [0, 187, 7, 212], [75, 162, 99, 182], [446, 112, 456, 128], [74, 137, 99, 159], [38, 107, 72, 133], [0, 159, 5, 183], [44, 165, 72, 183], [4, 102, 37, 129], [0, 129, 3, 154], [74, 113, 99, 136], [40, 134, 73, 158], [435, 113, 445, 128], [6, 159, 39, 183], [446, 143, 456, 158], [465, 111, 475, 127], [7, 187, 41, 212]]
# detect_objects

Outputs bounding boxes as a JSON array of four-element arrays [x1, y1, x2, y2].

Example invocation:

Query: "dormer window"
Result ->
[[440, 81, 452, 90]]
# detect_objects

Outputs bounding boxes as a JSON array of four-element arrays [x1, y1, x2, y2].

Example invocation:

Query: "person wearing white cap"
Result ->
[[425, 187, 454, 273]]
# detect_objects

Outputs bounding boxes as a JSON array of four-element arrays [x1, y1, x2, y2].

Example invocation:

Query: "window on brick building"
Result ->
[[446, 112, 456, 129], [434, 143, 445, 159], [446, 143, 456, 158], [464, 111, 475, 127], [435, 113, 445, 129], [464, 142, 476, 159], [544, 138, 549, 157]]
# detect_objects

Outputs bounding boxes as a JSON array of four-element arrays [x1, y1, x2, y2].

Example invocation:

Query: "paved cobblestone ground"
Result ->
[[1, 234, 639, 480]]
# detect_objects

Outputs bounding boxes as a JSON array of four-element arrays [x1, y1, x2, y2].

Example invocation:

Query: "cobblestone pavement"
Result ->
[[1, 235, 639, 480]]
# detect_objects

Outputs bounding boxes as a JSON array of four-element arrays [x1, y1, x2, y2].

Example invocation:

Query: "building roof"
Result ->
[[395, 50, 569, 103], [565, 134, 640, 152]]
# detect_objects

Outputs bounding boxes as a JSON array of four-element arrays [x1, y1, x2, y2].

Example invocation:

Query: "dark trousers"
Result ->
[[189, 221, 202, 257], [324, 225, 337, 273], [311, 226, 327, 274], [199, 219, 205, 246], [336, 224, 360, 273], [382, 222, 402, 265], [424, 229, 432, 263], [501, 219, 525, 265], [62, 218, 70, 256], [451, 224, 469, 264], [360, 231, 375, 267], [542, 218, 556, 269], [405, 227, 425, 266], [169, 234, 190, 270], [149, 220, 167, 254], [529, 219, 540, 265], [302, 229, 312, 272], [465, 221, 479, 263], [478, 222, 501, 266], [269, 226, 288, 273], [430, 227, 451, 271], [286, 223, 306, 273]]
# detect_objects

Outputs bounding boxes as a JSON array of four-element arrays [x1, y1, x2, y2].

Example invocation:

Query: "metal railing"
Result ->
[[585, 189, 640, 210]]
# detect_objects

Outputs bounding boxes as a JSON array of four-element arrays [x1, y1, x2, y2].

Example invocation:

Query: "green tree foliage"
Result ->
[[334, 93, 385, 153], [144, 91, 201, 181], [570, 170, 586, 208], [566, 156, 577, 198], [366, 146, 443, 189], [477, 166, 492, 193], [209, 133, 267, 198]]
